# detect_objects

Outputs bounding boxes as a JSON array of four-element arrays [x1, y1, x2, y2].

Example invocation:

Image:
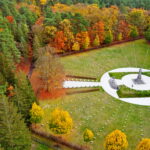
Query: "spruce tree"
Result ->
[[0, 16, 21, 63], [0, 94, 31, 150], [0, 54, 16, 86], [11, 72, 36, 123]]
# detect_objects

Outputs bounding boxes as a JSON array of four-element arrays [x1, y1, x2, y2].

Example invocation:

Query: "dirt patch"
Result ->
[[38, 89, 66, 100]]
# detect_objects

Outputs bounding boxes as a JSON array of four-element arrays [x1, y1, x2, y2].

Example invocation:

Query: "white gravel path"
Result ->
[[63, 81, 101, 88]]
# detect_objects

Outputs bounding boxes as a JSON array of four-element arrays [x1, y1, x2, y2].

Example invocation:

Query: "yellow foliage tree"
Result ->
[[83, 129, 94, 142], [104, 130, 128, 150], [40, 0, 47, 5], [136, 138, 150, 150], [81, 32, 90, 49], [49, 108, 73, 134], [30, 102, 44, 124], [44, 26, 57, 38], [93, 34, 100, 46], [72, 42, 80, 51], [60, 19, 74, 50]]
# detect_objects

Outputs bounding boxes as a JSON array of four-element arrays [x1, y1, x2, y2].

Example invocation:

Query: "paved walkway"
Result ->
[[63, 81, 101, 88]]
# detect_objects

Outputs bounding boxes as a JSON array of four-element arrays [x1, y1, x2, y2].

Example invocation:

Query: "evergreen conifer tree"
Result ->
[[0, 94, 31, 150], [11, 72, 36, 123]]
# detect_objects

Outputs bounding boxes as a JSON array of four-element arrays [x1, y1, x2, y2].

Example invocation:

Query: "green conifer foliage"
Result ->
[[0, 94, 31, 150]]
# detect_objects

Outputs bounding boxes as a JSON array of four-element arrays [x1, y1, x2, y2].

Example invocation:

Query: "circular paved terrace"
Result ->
[[122, 74, 150, 91]]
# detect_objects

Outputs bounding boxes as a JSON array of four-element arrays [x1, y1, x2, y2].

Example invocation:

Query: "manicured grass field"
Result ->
[[39, 39, 150, 150]]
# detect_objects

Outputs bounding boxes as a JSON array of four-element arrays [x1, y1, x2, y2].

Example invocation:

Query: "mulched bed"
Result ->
[[66, 88, 100, 95]]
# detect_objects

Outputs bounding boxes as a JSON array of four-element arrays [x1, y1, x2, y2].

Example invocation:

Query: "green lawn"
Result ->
[[39, 39, 150, 150]]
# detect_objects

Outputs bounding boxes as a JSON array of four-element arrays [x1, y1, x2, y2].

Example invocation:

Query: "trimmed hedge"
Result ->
[[109, 72, 150, 79], [117, 85, 150, 98]]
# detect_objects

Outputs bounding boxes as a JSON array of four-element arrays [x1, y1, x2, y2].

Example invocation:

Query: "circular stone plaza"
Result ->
[[63, 67, 150, 106]]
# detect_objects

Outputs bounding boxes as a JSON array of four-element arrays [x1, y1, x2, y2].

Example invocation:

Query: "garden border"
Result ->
[[66, 88, 100, 95], [66, 75, 97, 80]]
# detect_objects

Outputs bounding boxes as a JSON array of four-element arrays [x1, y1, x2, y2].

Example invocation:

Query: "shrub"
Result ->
[[49, 108, 73, 134], [117, 85, 150, 98], [83, 129, 94, 142], [30, 102, 44, 124], [145, 28, 150, 42], [130, 26, 139, 38], [104, 130, 128, 150], [136, 138, 150, 150], [104, 30, 113, 44], [72, 41, 80, 51], [93, 34, 100, 46]]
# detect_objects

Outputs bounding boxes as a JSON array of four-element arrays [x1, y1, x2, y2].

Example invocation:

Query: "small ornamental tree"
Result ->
[[104, 30, 113, 44], [82, 33, 90, 49], [130, 26, 139, 38], [83, 36, 90, 49], [72, 41, 80, 51], [83, 129, 94, 142], [117, 33, 123, 41], [49, 108, 73, 134], [145, 28, 150, 42], [104, 130, 128, 150], [136, 138, 150, 150], [30, 102, 44, 124], [93, 34, 100, 46]]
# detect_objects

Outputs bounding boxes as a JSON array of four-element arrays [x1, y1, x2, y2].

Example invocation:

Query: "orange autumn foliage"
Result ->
[[118, 20, 130, 39], [54, 31, 66, 52], [7, 85, 14, 91], [0, 28, 4, 32], [35, 16, 44, 25], [89, 21, 105, 44], [6, 16, 14, 23]]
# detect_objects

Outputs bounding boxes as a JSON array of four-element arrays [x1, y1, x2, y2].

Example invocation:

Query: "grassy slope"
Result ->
[[40, 39, 150, 150]]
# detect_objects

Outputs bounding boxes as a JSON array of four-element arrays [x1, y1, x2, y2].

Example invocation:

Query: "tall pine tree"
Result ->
[[11, 72, 36, 124], [0, 94, 31, 150]]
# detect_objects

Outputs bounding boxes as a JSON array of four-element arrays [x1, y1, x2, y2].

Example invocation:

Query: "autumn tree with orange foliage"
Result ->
[[117, 20, 130, 40], [59, 19, 74, 51], [90, 21, 105, 45], [75, 31, 90, 49], [54, 31, 66, 52]]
